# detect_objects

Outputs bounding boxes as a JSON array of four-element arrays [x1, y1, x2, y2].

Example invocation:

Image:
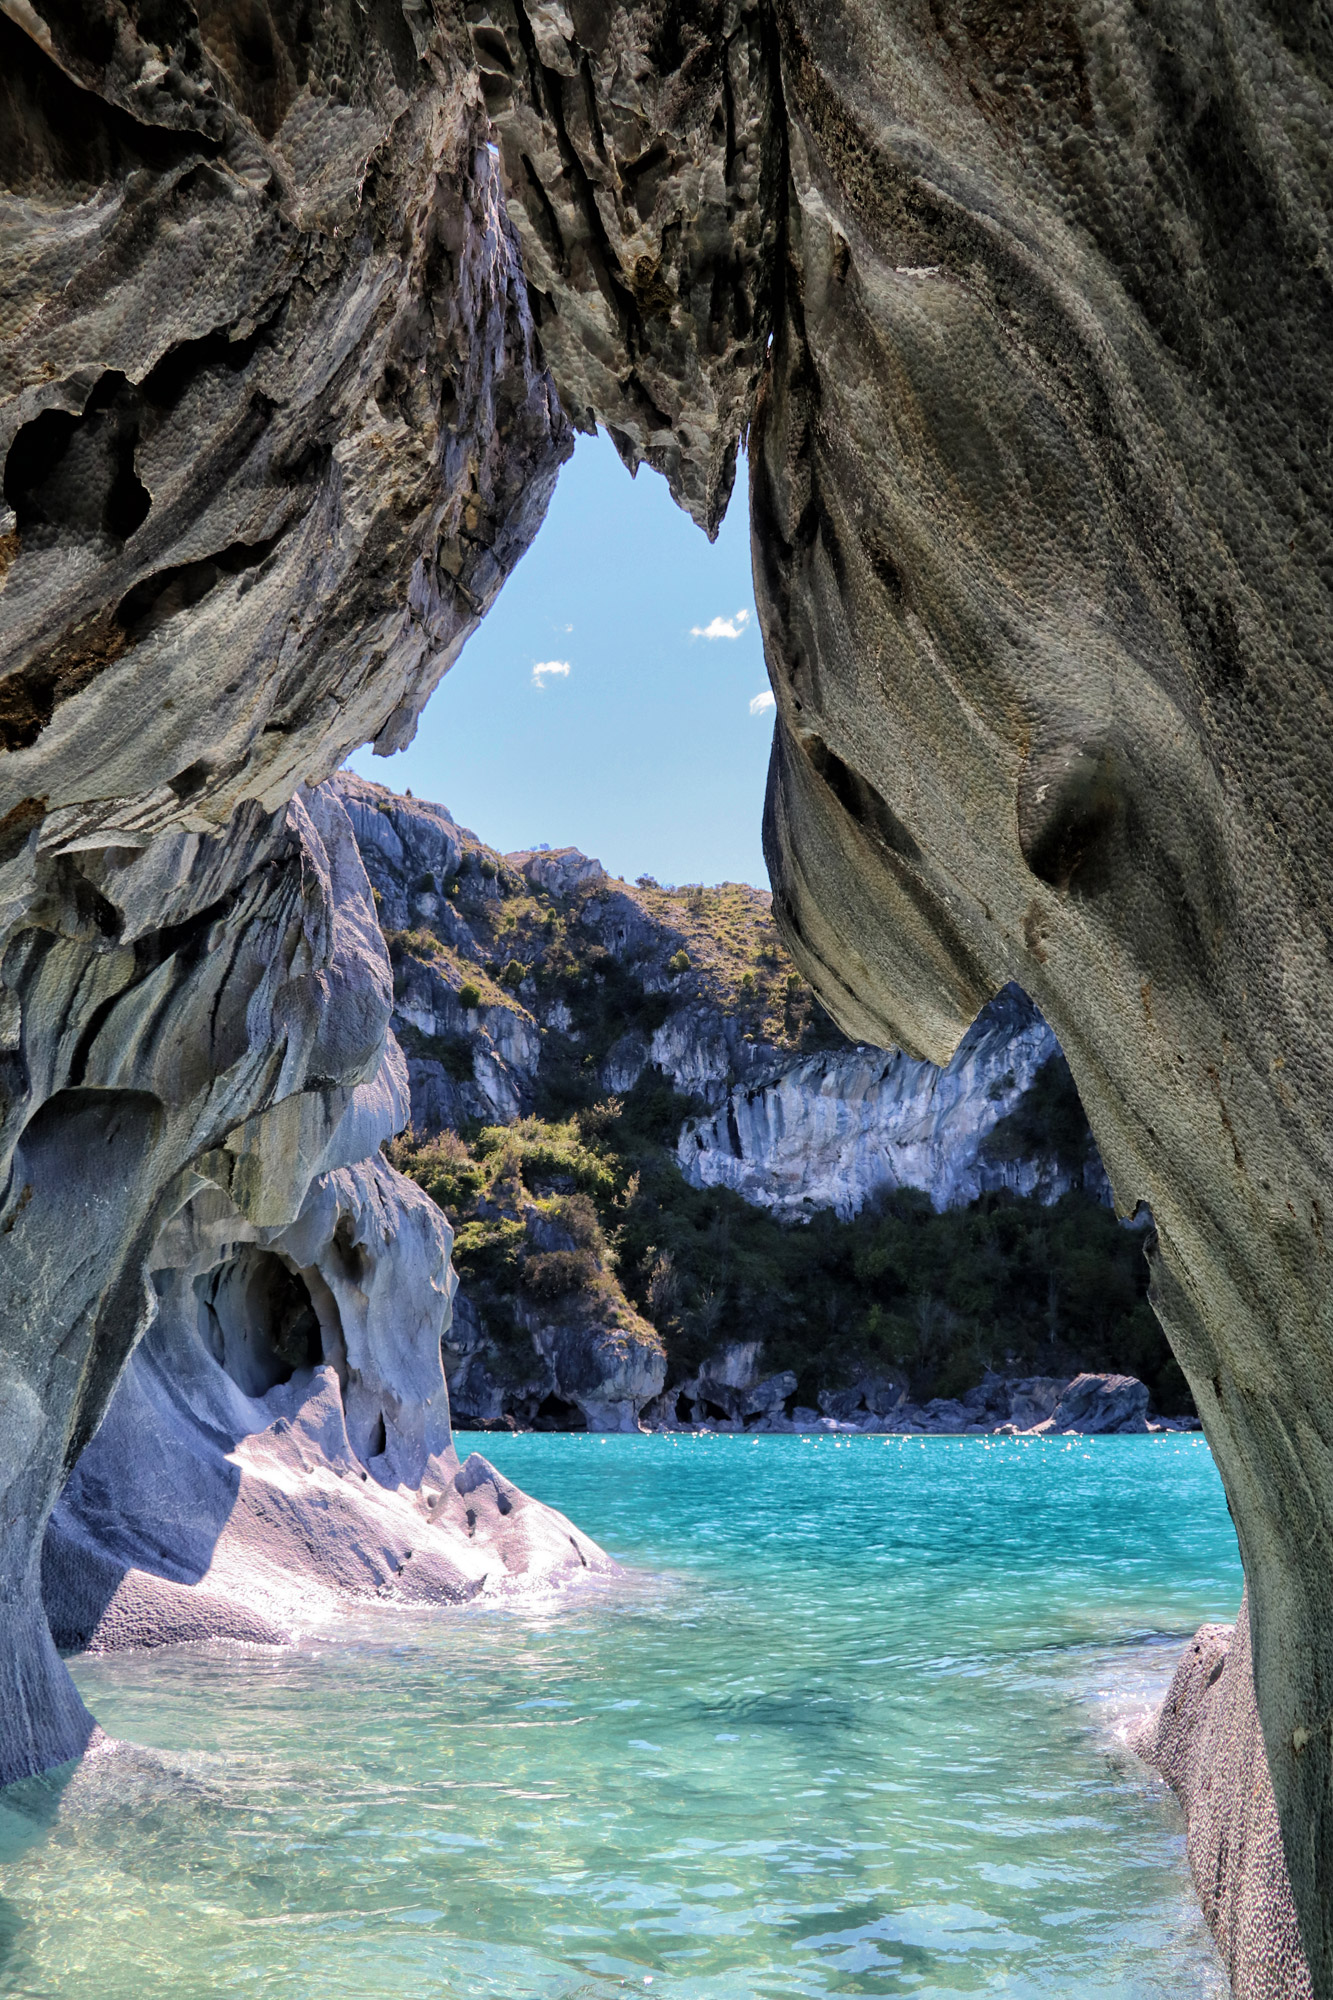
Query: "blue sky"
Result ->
[[346, 430, 774, 886]]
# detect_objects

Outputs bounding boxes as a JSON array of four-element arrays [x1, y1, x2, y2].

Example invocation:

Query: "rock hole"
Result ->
[[5, 372, 151, 549], [534, 1394, 587, 1431], [197, 1247, 323, 1399], [115, 532, 284, 644], [1017, 737, 1123, 898], [368, 1411, 387, 1459], [799, 732, 924, 866]]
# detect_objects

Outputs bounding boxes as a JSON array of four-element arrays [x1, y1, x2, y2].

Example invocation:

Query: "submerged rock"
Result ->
[[1138, 1598, 1312, 2000]]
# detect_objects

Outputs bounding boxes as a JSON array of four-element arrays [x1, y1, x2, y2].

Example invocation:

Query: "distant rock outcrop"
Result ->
[[678, 985, 1109, 1220], [340, 776, 1109, 1227], [342, 776, 1149, 1435], [648, 1353, 1181, 1438]]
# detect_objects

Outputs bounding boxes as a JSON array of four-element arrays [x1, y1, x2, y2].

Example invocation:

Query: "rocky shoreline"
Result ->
[[459, 1356, 1199, 1440]]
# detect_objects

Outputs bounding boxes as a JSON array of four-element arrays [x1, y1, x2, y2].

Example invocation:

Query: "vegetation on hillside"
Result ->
[[361, 782, 1186, 1415], [391, 1074, 1188, 1415], [378, 811, 848, 1058]]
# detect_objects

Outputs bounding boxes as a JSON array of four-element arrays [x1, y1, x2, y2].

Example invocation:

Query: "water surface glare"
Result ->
[[0, 1433, 1241, 1997]]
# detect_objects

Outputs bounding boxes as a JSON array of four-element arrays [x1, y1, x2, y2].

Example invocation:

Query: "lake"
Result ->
[[0, 1432, 1241, 1997]]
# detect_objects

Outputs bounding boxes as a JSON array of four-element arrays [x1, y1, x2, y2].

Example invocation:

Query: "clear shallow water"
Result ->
[[0, 1433, 1240, 1998]]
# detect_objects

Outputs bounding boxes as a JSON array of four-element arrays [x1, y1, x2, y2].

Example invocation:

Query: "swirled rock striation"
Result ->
[[0, 0, 573, 1786], [4, 1, 1333, 1990]]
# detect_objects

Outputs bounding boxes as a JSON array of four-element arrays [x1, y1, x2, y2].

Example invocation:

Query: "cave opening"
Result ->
[[345, 430, 769, 891], [197, 1247, 325, 1400], [533, 1394, 586, 1431]]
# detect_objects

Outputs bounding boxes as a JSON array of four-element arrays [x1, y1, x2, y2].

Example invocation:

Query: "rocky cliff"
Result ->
[[341, 771, 1108, 1220], [679, 982, 1111, 1220], [0, 0, 586, 1789], [343, 775, 1175, 1431]]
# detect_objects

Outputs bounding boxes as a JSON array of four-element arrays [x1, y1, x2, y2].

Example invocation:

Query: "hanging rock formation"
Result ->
[[3, 1, 1332, 1992], [474, 0, 1333, 1988], [0, 0, 575, 1786]]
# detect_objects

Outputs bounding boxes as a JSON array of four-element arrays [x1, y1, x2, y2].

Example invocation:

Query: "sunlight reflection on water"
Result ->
[[0, 1433, 1239, 1998]]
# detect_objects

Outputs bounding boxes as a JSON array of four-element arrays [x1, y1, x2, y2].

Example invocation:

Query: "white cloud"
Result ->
[[691, 608, 751, 641], [749, 689, 776, 716], [532, 659, 571, 688]]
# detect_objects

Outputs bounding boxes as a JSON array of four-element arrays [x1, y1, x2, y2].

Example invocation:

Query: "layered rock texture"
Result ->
[[0, 0, 583, 1789], [3, 0, 1331, 1988], [471, 1, 1333, 1985]]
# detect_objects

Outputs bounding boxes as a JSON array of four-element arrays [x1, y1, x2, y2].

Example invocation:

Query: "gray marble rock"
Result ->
[[43, 1144, 611, 1654], [1138, 1595, 1312, 2000], [4, 0, 1332, 1982], [0, 778, 399, 1782], [0, 0, 572, 1790], [679, 986, 1109, 1219], [1036, 1372, 1150, 1436]]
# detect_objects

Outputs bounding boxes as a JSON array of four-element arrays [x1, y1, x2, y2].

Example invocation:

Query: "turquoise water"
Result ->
[[0, 1434, 1240, 1998]]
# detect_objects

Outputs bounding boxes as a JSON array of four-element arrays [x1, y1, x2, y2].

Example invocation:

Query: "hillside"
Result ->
[[335, 775, 1187, 1428]]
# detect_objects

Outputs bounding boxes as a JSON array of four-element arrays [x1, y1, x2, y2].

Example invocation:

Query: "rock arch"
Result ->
[[2, 3, 1332, 1992]]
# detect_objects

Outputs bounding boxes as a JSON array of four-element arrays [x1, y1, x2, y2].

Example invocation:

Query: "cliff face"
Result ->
[[0, 0, 577, 1785], [475, 1, 1333, 1982], [679, 983, 1110, 1221], [343, 777, 1163, 1430], [341, 774, 1106, 1224]]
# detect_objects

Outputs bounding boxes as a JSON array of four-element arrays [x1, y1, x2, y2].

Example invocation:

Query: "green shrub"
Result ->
[[458, 982, 482, 1010], [387, 1128, 486, 1215], [667, 949, 690, 976], [523, 1248, 600, 1298], [387, 928, 439, 962]]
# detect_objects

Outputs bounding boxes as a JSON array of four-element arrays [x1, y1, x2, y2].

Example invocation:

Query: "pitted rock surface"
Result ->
[[1138, 1597, 1313, 2000], [3, 2, 1332, 1990]]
